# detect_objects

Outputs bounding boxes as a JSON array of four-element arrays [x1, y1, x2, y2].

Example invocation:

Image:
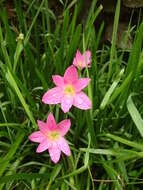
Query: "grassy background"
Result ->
[[0, 0, 143, 189]]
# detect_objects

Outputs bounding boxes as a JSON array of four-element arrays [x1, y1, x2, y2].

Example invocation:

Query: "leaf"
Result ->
[[100, 68, 124, 109], [108, 0, 120, 81], [106, 133, 143, 150], [6, 68, 37, 128], [46, 164, 62, 189], [127, 94, 143, 137], [0, 131, 25, 176], [0, 173, 50, 184]]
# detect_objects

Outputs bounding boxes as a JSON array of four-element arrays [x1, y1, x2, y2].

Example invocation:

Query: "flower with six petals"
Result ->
[[29, 113, 71, 163], [73, 49, 91, 69], [42, 65, 91, 113]]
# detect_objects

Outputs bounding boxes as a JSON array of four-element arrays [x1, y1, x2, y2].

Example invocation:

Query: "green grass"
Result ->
[[0, 0, 143, 189]]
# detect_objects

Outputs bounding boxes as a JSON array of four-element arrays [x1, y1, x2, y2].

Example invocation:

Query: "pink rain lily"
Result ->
[[29, 113, 71, 163], [73, 49, 91, 69], [42, 65, 91, 113]]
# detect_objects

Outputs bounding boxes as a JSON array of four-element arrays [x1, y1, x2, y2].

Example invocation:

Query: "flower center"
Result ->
[[78, 61, 83, 67], [46, 131, 59, 141], [64, 84, 75, 97], [78, 61, 85, 67]]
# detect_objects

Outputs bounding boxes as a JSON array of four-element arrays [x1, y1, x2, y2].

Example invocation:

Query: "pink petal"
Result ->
[[37, 120, 49, 133], [57, 119, 71, 136], [42, 87, 63, 104], [76, 50, 83, 62], [36, 139, 52, 153], [52, 75, 64, 87], [64, 65, 78, 83], [84, 50, 91, 65], [74, 78, 90, 92], [61, 95, 73, 113], [29, 131, 45, 143], [48, 143, 61, 163], [73, 50, 84, 68], [73, 57, 78, 67], [57, 137, 70, 156], [73, 92, 91, 110], [46, 113, 57, 131]]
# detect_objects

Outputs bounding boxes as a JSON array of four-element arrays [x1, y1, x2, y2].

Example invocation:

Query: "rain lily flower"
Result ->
[[73, 49, 91, 69], [29, 113, 71, 163], [42, 65, 91, 113]]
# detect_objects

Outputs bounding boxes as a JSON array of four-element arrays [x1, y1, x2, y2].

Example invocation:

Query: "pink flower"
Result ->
[[42, 65, 91, 113], [73, 50, 91, 69], [29, 113, 71, 163]]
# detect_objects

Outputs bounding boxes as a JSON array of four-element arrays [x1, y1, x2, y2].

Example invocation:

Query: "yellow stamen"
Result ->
[[46, 131, 59, 141], [77, 60, 84, 67], [64, 85, 75, 97]]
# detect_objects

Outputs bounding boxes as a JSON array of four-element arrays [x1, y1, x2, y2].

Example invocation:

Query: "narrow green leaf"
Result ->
[[80, 148, 117, 156], [0, 131, 24, 176], [13, 34, 24, 73], [110, 72, 132, 103], [46, 164, 62, 190], [0, 173, 50, 184], [103, 163, 123, 190], [24, 0, 45, 45], [0, 25, 12, 69], [58, 134, 91, 179], [108, 0, 120, 81], [100, 68, 124, 109], [106, 133, 143, 150], [6, 69, 37, 128], [127, 95, 143, 137]]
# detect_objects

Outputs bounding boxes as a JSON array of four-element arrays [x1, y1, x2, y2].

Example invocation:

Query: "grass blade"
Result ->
[[100, 68, 124, 109], [107, 0, 120, 81], [0, 131, 25, 177], [127, 94, 143, 137], [6, 68, 37, 128], [106, 133, 143, 150]]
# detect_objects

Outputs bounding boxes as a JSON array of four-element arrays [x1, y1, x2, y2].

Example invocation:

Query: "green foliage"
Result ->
[[0, 0, 143, 189]]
